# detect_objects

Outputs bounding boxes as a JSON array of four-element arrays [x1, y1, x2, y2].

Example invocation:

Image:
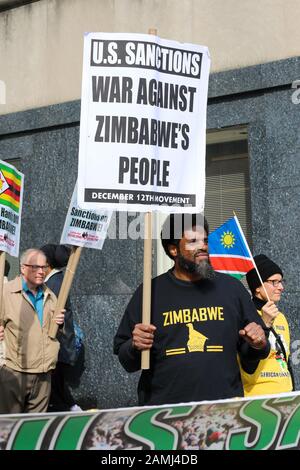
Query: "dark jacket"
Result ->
[[45, 270, 77, 365]]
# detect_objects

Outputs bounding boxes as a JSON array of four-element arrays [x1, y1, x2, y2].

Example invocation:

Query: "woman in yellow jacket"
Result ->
[[241, 254, 294, 396]]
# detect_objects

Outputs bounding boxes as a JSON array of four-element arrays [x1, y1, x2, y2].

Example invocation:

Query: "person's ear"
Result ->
[[255, 286, 261, 296], [168, 244, 178, 258]]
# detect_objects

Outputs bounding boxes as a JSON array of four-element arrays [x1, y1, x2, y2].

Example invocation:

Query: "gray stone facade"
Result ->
[[0, 57, 299, 408]]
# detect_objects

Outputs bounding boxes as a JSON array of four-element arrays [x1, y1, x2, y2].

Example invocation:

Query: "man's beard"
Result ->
[[177, 252, 216, 280]]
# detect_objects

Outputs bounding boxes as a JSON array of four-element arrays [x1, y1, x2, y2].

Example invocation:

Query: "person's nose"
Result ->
[[197, 239, 208, 251]]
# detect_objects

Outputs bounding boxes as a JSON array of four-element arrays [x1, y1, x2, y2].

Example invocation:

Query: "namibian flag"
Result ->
[[0, 161, 22, 213], [208, 216, 255, 280]]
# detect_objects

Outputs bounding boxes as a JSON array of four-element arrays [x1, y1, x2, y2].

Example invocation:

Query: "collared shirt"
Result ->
[[22, 279, 44, 326], [44, 268, 62, 283]]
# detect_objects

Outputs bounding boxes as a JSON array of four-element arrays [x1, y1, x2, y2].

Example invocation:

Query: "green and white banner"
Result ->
[[1, 392, 300, 450]]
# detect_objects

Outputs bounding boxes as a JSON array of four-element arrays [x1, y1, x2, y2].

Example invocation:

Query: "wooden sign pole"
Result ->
[[48, 245, 83, 338], [0, 251, 6, 365], [141, 211, 153, 369], [141, 27, 157, 370]]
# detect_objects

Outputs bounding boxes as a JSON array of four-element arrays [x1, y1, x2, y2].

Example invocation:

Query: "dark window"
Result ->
[[205, 130, 252, 248]]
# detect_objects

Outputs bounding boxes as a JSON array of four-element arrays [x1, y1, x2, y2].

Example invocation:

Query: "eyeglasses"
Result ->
[[23, 264, 49, 272], [265, 279, 285, 287]]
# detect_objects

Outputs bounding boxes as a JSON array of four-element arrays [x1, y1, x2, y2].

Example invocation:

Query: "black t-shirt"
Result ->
[[114, 270, 269, 405]]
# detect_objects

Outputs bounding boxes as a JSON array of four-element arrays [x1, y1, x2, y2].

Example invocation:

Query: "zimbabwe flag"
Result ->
[[208, 215, 255, 280], [0, 161, 22, 213]]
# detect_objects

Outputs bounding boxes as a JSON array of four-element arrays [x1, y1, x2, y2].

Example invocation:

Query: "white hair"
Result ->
[[20, 248, 46, 266]]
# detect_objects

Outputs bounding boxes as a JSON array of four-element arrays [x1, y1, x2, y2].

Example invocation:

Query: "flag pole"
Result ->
[[233, 211, 270, 302]]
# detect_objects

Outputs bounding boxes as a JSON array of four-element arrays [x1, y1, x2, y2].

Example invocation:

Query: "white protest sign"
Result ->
[[0, 160, 24, 257], [78, 32, 210, 213], [61, 182, 112, 249]]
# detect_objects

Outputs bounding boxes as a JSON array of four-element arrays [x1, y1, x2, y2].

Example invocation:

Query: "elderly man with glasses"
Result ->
[[240, 254, 294, 396], [0, 248, 65, 414]]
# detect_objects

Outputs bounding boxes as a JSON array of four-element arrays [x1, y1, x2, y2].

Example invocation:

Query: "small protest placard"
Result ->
[[61, 182, 112, 249], [0, 160, 24, 257]]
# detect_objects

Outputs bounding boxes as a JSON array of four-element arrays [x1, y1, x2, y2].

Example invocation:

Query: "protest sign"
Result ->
[[0, 160, 24, 363], [0, 160, 24, 257], [49, 184, 112, 339], [78, 32, 210, 213], [61, 182, 112, 249]]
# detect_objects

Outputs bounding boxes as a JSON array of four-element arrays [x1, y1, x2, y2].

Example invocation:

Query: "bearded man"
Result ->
[[114, 213, 270, 405]]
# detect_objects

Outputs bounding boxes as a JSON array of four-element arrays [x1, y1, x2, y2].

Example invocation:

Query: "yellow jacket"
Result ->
[[241, 307, 292, 396]]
